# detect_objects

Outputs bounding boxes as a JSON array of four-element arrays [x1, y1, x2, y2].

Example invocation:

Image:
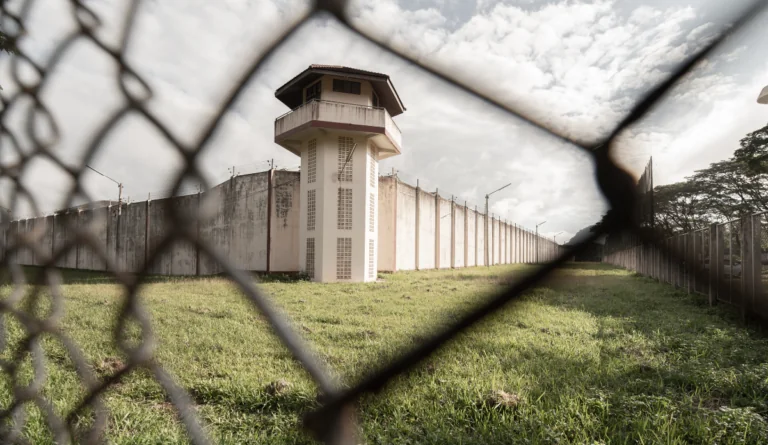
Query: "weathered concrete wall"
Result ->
[[117, 202, 147, 273], [22, 219, 33, 265], [476, 213, 485, 266], [199, 172, 270, 274], [417, 189, 435, 270], [499, 222, 505, 264], [77, 208, 107, 271], [199, 181, 228, 275], [496, 219, 504, 264], [438, 197, 451, 269], [171, 195, 200, 275], [504, 223, 510, 264], [4, 221, 14, 264], [6, 171, 560, 276], [271, 170, 300, 272], [466, 209, 476, 267], [377, 176, 396, 272], [231, 173, 269, 271], [54, 212, 78, 269], [147, 196, 198, 276], [395, 182, 416, 271], [147, 198, 174, 276], [454, 205, 465, 268], [38, 215, 54, 266], [107, 206, 119, 268]]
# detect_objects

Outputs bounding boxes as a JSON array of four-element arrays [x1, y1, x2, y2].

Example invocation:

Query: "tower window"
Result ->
[[307, 190, 316, 231], [338, 188, 352, 230], [368, 146, 377, 188], [306, 238, 315, 279], [333, 79, 361, 95], [307, 139, 317, 184], [338, 136, 354, 182], [368, 239, 375, 279], [369, 193, 375, 233], [337, 238, 352, 280], [305, 81, 321, 103]]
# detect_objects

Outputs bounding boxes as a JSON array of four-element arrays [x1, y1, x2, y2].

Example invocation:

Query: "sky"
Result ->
[[1, 0, 767, 243]]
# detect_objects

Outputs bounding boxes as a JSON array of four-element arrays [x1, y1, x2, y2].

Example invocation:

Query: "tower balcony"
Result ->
[[274, 100, 402, 159]]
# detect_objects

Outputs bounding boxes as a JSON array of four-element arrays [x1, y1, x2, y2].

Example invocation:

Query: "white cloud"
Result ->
[[2, 0, 764, 240]]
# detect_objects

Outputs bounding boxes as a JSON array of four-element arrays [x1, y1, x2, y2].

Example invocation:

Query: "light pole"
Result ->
[[484, 183, 512, 267], [554, 231, 563, 244], [535, 220, 546, 263], [758, 85, 768, 104], [86, 165, 123, 215]]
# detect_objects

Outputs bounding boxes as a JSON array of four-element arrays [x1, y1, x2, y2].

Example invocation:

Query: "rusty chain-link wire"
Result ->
[[1, 0, 767, 443]]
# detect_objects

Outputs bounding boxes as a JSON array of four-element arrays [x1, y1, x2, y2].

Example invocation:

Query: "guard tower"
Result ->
[[274, 65, 406, 282]]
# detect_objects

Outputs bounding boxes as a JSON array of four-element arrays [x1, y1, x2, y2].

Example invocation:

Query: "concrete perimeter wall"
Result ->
[[4, 171, 565, 276], [376, 177, 565, 273]]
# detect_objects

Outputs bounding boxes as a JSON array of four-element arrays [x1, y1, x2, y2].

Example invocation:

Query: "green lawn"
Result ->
[[1, 263, 768, 444]]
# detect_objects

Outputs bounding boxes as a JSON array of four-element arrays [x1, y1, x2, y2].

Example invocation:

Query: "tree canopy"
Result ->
[[593, 122, 768, 253], [650, 122, 768, 237]]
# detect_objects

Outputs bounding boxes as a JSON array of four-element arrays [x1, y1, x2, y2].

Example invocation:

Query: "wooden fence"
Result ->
[[603, 214, 768, 321]]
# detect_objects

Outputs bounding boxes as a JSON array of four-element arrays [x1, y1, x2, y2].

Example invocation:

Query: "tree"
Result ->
[[691, 159, 768, 220], [0, 28, 18, 91], [652, 180, 710, 236], [733, 122, 768, 175], [0, 31, 15, 55]]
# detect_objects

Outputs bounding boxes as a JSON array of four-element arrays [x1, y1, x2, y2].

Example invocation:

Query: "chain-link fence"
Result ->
[[1, 0, 767, 443]]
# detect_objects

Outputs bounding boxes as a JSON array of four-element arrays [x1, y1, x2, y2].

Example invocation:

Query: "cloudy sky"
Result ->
[[1, 0, 767, 242]]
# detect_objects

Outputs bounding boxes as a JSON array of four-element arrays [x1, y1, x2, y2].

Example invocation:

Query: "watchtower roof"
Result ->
[[274, 65, 406, 117]]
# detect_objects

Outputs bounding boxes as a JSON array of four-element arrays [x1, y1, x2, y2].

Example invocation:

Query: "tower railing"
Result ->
[[274, 99, 401, 146]]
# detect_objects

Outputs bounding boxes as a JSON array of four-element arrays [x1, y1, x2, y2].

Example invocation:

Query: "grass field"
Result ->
[[1, 263, 768, 444]]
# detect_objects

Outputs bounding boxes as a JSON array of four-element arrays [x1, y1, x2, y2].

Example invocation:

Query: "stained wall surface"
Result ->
[[5, 172, 563, 276]]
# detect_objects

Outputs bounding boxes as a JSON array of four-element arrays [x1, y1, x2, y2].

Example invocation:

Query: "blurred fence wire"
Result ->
[[0, 0, 767, 444]]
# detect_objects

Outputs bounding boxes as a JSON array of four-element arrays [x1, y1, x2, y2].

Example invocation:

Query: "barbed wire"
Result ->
[[0, 0, 766, 444]]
